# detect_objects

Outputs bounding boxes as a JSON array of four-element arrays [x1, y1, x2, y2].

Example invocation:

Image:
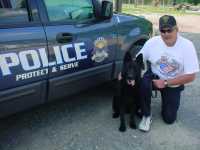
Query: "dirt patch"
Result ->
[[142, 14, 200, 33]]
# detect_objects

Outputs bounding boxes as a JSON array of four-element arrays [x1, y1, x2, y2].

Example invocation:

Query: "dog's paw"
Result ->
[[129, 122, 137, 129], [119, 125, 126, 132], [112, 112, 119, 118]]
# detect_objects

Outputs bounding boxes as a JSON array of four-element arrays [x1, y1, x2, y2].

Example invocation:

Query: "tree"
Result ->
[[172, 0, 176, 5], [134, 0, 138, 7], [153, 0, 161, 6], [188, 0, 200, 5], [176, 0, 200, 5], [116, 0, 122, 12]]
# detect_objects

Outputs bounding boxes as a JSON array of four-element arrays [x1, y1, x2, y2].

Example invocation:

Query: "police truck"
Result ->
[[0, 0, 153, 117]]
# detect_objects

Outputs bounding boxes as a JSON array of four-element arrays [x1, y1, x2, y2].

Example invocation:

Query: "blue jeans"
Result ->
[[139, 73, 184, 124]]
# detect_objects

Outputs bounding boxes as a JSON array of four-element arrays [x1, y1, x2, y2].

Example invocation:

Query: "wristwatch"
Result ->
[[164, 80, 168, 87]]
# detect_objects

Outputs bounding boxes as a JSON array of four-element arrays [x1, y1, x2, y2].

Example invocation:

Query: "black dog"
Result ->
[[112, 52, 144, 132]]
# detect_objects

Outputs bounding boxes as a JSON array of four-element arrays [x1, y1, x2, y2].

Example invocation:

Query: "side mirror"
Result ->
[[101, 1, 113, 19]]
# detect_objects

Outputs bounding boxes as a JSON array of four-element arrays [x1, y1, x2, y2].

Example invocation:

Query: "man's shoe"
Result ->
[[139, 116, 152, 132]]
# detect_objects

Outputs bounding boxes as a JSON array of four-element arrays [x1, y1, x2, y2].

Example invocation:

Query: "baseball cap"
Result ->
[[159, 15, 177, 30]]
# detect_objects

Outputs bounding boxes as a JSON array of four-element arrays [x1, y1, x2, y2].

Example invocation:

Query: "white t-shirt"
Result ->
[[139, 35, 199, 80]]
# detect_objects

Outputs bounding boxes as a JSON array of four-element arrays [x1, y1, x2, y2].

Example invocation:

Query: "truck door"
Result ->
[[38, 0, 118, 100], [0, 0, 47, 117]]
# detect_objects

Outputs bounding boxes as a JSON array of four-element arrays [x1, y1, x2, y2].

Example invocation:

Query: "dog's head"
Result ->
[[122, 52, 144, 86]]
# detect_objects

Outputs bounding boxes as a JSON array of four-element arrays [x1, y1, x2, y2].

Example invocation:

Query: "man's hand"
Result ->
[[153, 73, 196, 89], [153, 79, 165, 89]]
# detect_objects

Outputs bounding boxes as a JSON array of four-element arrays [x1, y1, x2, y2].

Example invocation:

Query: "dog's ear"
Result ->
[[123, 52, 132, 63], [136, 53, 144, 70]]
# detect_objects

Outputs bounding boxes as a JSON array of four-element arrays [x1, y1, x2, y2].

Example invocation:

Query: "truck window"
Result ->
[[0, 0, 31, 25], [43, 0, 94, 22]]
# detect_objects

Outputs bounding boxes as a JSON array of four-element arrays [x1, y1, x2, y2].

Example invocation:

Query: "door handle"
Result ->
[[56, 33, 73, 43]]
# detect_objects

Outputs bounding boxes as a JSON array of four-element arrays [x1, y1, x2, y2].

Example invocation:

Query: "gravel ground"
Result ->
[[0, 18, 200, 150]]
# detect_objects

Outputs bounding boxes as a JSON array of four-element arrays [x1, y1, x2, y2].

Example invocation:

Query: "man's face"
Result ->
[[160, 27, 178, 47]]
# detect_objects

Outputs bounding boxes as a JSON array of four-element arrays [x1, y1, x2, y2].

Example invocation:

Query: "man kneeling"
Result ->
[[137, 15, 199, 132]]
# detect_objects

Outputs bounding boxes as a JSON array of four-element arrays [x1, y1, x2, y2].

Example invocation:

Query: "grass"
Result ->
[[122, 4, 200, 16]]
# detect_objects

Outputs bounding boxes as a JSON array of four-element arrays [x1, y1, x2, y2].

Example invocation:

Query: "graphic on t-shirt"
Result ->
[[156, 55, 182, 78]]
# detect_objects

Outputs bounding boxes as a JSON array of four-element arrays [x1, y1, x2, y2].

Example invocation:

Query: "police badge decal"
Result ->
[[92, 37, 109, 63]]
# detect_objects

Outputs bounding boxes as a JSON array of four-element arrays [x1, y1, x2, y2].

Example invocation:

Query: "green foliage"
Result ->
[[122, 4, 200, 15], [187, 0, 200, 5], [169, 0, 200, 5], [122, 0, 200, 5], [123, 4, 185, 15]]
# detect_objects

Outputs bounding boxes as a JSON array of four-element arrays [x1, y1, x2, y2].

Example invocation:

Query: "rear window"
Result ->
[[0, 0, 30, 25]]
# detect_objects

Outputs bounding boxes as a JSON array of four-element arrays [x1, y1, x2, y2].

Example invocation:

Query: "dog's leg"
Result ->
[[129, 103, 137, 129], [130, 115, 136, 129], [119, 92, 127, 132], [112, 81, 121, 118], [112, 96, 120, 118], [135, 101, 143, 119], [119, 106, 126, 132], [135, 90, 143, 119]]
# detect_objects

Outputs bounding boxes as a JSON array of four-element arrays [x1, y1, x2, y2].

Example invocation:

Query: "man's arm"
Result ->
[[153, 73, 196, 89], [167, 73, 196, 86]]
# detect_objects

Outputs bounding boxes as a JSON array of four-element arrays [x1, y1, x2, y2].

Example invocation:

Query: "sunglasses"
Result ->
[[160, 28, 174, 34]]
